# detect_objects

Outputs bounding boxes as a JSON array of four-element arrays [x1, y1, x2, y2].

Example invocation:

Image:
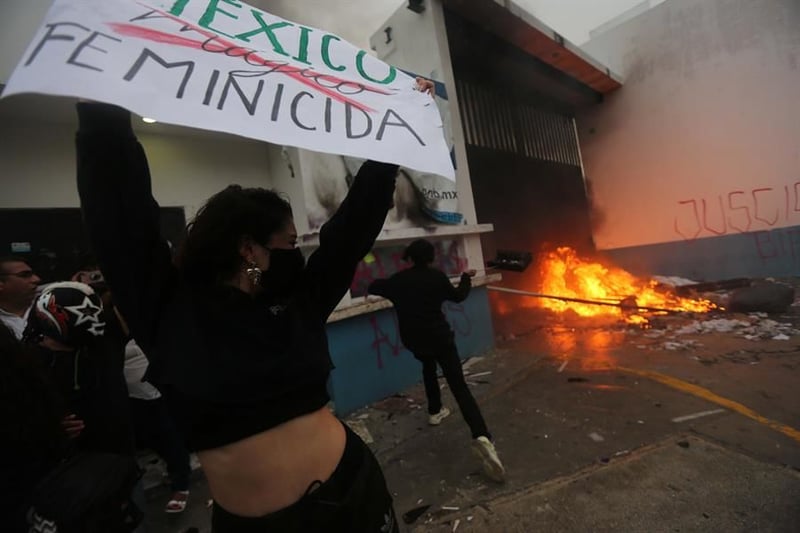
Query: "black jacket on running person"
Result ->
[[368, 266, 471, 354], [75, 103, 398, 452]]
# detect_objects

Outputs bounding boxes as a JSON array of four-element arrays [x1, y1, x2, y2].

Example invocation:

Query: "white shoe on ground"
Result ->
[[165, 490, 189, 513], [428, 407, 451, 425], [472, 436, 505, 482]]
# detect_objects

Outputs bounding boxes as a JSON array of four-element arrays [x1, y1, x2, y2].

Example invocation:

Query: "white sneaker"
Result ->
[[472, 436, 505, 482], [428, 407, 451, 425]]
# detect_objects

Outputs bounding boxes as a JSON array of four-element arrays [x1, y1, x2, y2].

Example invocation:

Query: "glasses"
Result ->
[[0, 270, 36, 279]]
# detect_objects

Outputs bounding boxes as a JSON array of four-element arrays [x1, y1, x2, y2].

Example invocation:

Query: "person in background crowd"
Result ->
[[24, 281, 134, 456], [5, 282, 141, 532], [0, 321, 67, 532], [0, 256, 41, 339], [368, 239, 505, 482]]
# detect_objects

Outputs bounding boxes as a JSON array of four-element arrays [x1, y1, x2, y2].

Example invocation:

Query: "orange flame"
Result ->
[[536, 247, 716, 322]]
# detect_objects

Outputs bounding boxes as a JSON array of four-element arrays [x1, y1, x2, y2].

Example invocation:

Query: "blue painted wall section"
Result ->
[[602, 225, 800, 281], [326, 287, 495, 415]]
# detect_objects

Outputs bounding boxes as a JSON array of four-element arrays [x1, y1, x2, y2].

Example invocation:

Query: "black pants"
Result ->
[[416, 340, 491, 440], [129, 397, 191, 491], [211, 424, 398, 533]]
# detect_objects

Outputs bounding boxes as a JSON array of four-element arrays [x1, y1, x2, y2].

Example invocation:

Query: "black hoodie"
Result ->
[[75, 103, 398, 451]]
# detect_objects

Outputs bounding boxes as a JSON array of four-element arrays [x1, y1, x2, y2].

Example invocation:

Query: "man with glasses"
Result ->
[[0, 256, 41, 339]]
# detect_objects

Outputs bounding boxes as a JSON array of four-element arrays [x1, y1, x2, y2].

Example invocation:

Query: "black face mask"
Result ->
[[260, 247, 305, 298], [29, 344, 59, 367]]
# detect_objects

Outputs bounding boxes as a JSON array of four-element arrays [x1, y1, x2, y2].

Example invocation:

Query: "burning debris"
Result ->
[[536, 247, 718, 319], [490, 247, 718, 324], [489, 247, 799, 328], [489, 247, 800, 351]]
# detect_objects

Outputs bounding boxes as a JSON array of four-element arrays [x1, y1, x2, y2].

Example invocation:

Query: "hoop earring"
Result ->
[[245, 261, 262, 286]]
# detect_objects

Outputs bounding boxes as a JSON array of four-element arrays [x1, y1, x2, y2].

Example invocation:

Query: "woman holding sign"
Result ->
[[75, 78, 435, 532]]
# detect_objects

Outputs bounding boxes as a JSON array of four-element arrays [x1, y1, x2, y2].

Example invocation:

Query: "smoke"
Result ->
[[583, 175, 607, 237]]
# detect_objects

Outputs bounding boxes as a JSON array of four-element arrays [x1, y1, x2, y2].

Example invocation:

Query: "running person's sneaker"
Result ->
[[472, 436, 505, 482], [427, 407, 451, 425]]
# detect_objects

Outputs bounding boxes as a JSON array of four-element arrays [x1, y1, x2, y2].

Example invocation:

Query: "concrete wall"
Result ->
[[513, 0, 666, 45], [578, 0, 800, 279], [328, 287, 494, 415]]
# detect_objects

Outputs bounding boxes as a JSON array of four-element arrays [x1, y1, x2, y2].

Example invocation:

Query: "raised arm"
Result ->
[[75, 103, 176, 353], [442, 271, 472, 303], [367, 277, 393, 299], [305, 160, 398, 319]]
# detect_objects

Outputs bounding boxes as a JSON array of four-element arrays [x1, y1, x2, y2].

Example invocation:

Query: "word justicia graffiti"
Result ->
[[674, 181, 800, 240], [4, 0, 455, 178]]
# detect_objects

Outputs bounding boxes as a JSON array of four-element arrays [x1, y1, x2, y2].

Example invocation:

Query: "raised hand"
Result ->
[[415, 77, 435, 96], [62, 414, 85, 439]]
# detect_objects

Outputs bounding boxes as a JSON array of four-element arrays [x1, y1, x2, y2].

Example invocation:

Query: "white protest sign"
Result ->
[[3, 0, 455, 179]]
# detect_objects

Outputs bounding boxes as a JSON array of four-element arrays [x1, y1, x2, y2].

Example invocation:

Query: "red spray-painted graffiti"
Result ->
[[674, 182, 800, 240], [350, 239, 468, 297], [369, 302, 472, 369], [368, 313, 404, 370], [752, 228, 800, 266]]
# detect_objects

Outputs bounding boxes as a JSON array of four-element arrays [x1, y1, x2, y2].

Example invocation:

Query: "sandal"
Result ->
[[165, 490, 190, 513]]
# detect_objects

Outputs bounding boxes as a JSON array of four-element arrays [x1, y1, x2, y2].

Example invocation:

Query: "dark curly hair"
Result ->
[[403, 239, 435, 266], [177, 186, 293, 285]]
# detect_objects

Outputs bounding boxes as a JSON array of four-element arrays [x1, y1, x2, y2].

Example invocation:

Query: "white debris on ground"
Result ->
[[674, 318, 751, 334], [662, 340, 701, 351], [632, 312, 800, 352], [673, 316, 800, 340]]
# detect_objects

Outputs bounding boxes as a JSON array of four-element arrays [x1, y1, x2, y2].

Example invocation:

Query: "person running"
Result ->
[[368, 239, 505, 482]]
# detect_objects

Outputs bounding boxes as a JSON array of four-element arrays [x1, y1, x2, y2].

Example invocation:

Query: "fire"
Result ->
[[536, 247, 716, 321]]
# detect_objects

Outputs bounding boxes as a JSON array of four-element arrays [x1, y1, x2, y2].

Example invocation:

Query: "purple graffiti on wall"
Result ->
[[368, 302, 473, 369], [350, 239, 468, 297]]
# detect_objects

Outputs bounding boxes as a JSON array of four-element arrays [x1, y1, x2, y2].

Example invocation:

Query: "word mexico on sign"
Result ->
[[3, 0, 454, 179]]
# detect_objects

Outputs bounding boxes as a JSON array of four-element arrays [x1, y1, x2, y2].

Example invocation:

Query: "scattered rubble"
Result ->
[[631, 310, 800, 352], [462, 356, 485, 371], [402, 504, 432, 525], [588, 432, 604, 442], [672, 316, 800, 340], [671, 409, 725, 423], [727, 282, 795, 313], [656, 278, 795, 314]]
